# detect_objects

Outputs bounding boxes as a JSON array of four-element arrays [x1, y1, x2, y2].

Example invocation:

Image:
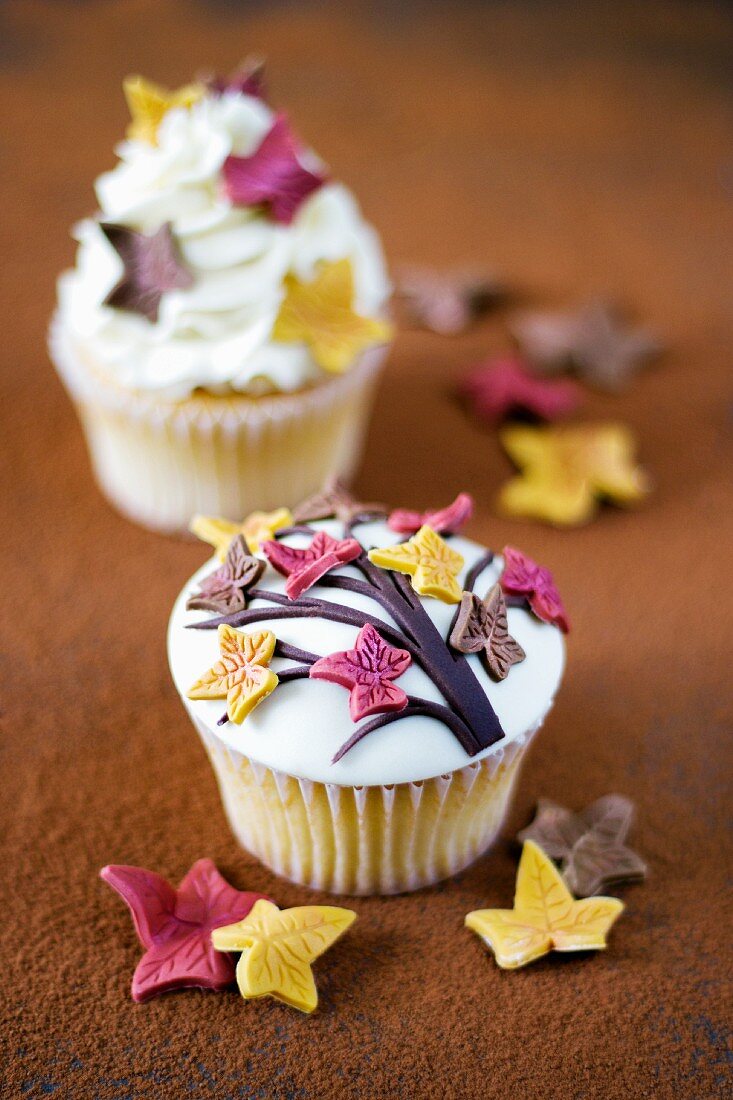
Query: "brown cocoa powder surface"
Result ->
[[1, 1, 732, 1096]]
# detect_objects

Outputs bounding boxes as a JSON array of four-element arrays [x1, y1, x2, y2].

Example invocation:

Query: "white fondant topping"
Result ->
[[56, 92, 391, 400], [167, 520, 565, 786]]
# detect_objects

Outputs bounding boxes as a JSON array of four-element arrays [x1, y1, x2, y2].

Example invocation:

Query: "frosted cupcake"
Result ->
[[168, 486, 568, 895], [51, 64, 392, 533]]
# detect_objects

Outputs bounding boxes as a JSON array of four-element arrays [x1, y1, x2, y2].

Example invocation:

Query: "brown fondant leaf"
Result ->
[[450, 583, 526, 681], [187, 535, 265, 615], [292, 477, 386, 525], [100, 221, 193, 323], [516, 798, 586, 858], [564, 834, 648, 898]]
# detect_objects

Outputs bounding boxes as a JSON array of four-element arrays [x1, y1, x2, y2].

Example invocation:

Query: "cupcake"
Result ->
[[167, 486, 567, 895], [51, 64, 392, 533]]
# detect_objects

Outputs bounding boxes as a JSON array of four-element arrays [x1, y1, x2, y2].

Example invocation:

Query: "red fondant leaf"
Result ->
[[460, 356, 582, 423], [309, 623, 411, 722], [100, 859, 270, 1002], [388, 492, 473, 536], [207, 57, 266, 100], [262, 530, 362, 600], [222, 114, 327, 225], [500, 546, 570, 633]]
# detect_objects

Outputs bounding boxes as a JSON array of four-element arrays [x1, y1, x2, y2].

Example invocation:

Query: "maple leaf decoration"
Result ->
[[292, 477, 386, 525], [500, 545, 570, 633], [187, 625, 278, 724], [465, 841, 624, 970], [212, 899, 356, 1014], [100, 222, 193, 323], [369, 525, 464, 604], [100, 859, 269, 1002], [518, 795, 647, 897], [310, 623, 412, 723], [511, 301, 660, 392], [206, 56, 266, 99], [498, 422, 651, 527], [187, 535, 265, 615], [190, 508, 293, 560], [450, 583, 526, 681], [223, 114, 327, 225], [122, 74, 204, 145], [388, 491, 473, 536], [397, 265, 503, 335], [262, 530, 362, 600], [273, 258, 393, 374], [459, 356, 582, 424]]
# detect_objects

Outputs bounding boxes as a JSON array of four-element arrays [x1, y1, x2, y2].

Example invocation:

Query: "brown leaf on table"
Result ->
[[449, 583, 526, 681], [397, 265, 504, 335], [565, 832, 648, 897], [511, 300, 660, 391]]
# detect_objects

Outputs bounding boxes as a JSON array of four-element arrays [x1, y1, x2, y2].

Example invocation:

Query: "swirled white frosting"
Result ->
[[56, 92, 391, 400]]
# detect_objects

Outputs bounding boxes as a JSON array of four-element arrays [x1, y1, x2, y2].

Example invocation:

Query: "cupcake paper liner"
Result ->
[[193, 717, 544, 895], [49, 315, 388, 534]]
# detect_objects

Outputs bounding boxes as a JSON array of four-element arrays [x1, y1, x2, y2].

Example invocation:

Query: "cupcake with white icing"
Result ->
[[168, 487, 568, 895], [51, 64, 392, 533]]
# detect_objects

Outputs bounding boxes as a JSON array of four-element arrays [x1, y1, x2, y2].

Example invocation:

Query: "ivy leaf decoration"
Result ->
[[459, 356, 582, 424], [190, 508, 293, 560], [223, 114, 327, 225], [206, 56, 266, 100], [100, 222, 193, 323], [397, 265, 503, 335], [310, 623, 411, 722], [187, 535, 265, 615], [262, 530, 362, 600], [292, 477, 386, 525], [369, 525, 464, 604], [100, 860, 270, 1002], [122, 75, 204, 145], [387, 491, 473, 536], [450, 583, 526, 681], [500, 545, 570, 633], [212, 899, 356, 1014], [187, 625, 278, 724], [465, 841, 624, 969]]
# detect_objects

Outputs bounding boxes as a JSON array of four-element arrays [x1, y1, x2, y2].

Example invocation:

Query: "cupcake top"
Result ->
[[167, 487, 567, 786], [57, 63, 392, 401]]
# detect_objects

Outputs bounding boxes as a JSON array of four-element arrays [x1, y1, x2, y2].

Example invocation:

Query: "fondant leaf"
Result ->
[[187, 625, 279, 724], [460, 356, 582, 423], [262, 530, 362, 599], [100, 222, 193, 323], [369, 525, 464, 604], [123, 75, 204, 145], [500, 546, 570, 633], [187, 535, 265, 614], [190, 508, 293, 559], [450, 584, 525, 681], [388, 492, 473, 536], [309, 623, 411, 722]]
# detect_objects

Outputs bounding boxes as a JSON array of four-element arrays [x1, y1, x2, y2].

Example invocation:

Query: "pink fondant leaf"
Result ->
[[309, 623, 412, 722], [262, 531, 362, 599], [388, 492, 473, 536], [222, 114, 327, 225], [500, 546, 570, 633], [460, 356, 582, 423]]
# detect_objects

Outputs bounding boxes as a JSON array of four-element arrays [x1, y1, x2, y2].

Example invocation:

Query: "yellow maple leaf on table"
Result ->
[[187, 625, 278, 724], [190, 507, 293, 560], [273, 259, 393, 373], [465, 841, 624, 969], [368, 525, 464, 603], [211, 899, 357, 1013], [123, 75, 205, 145], [498, 423, 650, 527]]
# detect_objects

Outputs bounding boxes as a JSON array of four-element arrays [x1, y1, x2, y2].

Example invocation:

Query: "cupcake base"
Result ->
[[194, 717, 541, 895], [49, 317, 387, 534]]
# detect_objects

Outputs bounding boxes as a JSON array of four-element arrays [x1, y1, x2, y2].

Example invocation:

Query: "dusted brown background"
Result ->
[[2, 1, 732, 1096]]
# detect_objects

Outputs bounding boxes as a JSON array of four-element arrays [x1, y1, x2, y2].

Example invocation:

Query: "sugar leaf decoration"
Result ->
[[500, 545, 570, 633], [187, 535, 265, 615], [262, 530, 362, 600], [100, 859, 269, 1002], [273, 258, 393, 373], [511, 301, 660, 392], [187, 624, 278, 724], [212, 899, 356, 1014], [518, 795, 647, 897], [459, 356, 582, 424], [465, 841, 624, 970], [397, 265, 503, 335], [450, 583, 526, 681], [292, 477, 386, 525], [498, 423, 651, 527], [190, 508, 293, 560], [369, 526, 464, 604], [309, 623, 411, 722], [100, 222, 193, 323], [122, 75, 204, 145], [387, 492, 473, 536], [223, 114, 326, 225], [206, 56, 266, 100]]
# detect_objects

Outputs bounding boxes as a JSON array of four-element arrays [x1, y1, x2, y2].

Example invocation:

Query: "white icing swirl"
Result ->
[[56, 92, 391, 400]]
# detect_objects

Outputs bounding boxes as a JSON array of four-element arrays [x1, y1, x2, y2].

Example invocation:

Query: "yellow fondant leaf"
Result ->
[[273, 259, 393, 373], [190, 508, 293, 559], [498, 423, 650, 527], [211, 899, 356, 1013], [465, 841, 624, 969], [123, 75, 204, 145], [368, 525, 464, 603], [187, 625, 278, 724]]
